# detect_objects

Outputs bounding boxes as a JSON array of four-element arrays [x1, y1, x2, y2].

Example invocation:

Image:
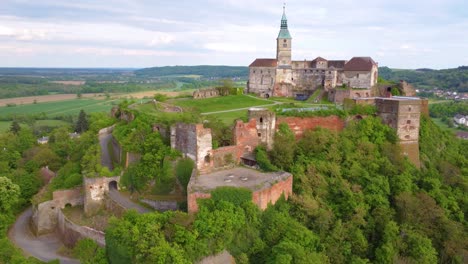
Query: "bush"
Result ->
[[73, 238, 108, 264], [175, 158, 195, 190], [211, 187, 252, 207]]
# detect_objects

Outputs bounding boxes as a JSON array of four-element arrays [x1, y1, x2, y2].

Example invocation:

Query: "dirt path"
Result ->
[[8, 208, 79, 264]]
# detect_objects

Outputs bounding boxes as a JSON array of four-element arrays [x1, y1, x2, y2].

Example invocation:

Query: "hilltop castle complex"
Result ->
[[248, 7, 378, 100]]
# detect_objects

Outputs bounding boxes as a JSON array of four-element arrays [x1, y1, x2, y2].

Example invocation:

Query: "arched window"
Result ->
[[260, 117, 263, 123]]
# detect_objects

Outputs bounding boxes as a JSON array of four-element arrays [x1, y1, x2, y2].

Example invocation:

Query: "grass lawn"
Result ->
[[169, 95, 272, 113], [206, 110, 248, 125], [432, 118, 463, 134], [35, 120, 70, 127], [0, 121, 11, 132], [0, 98, 121, 118]]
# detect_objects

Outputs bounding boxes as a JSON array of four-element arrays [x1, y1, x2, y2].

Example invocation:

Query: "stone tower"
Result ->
[[376, 97, 422, 168], [248, 108, 276, 149], [275, 5, 294, 96], [277, 5, 292, 66]]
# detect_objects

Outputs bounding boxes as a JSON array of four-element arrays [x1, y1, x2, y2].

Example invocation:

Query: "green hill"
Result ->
[[134, 65, 249, 79], [379, 66, 468, 91]]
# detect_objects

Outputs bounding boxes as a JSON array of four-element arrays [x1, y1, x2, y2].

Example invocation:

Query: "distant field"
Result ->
[[0, 98, 120, 118], [170, 95, 271, 113], [0, 93, 104, 107], [0, 121, 10, 132]]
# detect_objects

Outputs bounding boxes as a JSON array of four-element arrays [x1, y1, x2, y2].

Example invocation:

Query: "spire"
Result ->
[[281, 3, 288, 29], [278, 3, 291, 39]]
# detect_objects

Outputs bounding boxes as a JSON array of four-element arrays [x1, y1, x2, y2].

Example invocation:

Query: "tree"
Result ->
[[270, 123, 296, 170], [75, 110, 89, 133], [0, 177, 20, 214], [9, 121, 21, 134]]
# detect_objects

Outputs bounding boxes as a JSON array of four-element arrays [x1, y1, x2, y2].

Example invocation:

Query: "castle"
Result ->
[[247, 6, 378, 99]]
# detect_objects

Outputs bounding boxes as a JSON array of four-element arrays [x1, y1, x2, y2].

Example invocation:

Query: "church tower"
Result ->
[[277, 5, 292, 66]]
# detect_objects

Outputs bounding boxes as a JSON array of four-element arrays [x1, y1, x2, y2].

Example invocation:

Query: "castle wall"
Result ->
[[212, 145, 241, 168], [193, 88, 220, 99], [233, 119, 260, 151], [248, 67, 276, 96], [276, 116, 345, 139], [252, 174, 293, 210], [84, 176, 120, 216], [57, 209, 105, 247], [31, 188, 83, 235]]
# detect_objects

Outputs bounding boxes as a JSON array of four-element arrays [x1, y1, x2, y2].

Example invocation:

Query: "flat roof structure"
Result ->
[[188, 167, 291, 193]]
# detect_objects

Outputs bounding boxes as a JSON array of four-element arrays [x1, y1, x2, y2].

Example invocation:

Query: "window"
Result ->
[[407, 120, 411, 124], [283, 44, 287, 48], [356, 74, 360, 78], [260, 117, 263, 123], [253, 70, 256, 73], [283, 39, 287, 43], [258, 133, 262, 137]]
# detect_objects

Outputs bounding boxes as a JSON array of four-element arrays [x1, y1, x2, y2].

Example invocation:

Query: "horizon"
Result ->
[[1, 0, 467, 69]]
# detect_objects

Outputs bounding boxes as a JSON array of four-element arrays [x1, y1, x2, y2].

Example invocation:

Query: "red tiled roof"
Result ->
[[312, 56, 327, 62], [249, 59, 278, 67], [344, 57, 377, 71]]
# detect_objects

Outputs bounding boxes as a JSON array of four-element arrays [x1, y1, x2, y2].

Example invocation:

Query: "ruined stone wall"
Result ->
[[171, 124, 200, 163], [248, 108, 276, 149], [276, 116, 345, 139], [31, 188, 83, 235], [84, 176, 120, 216], [233, 119, 260, 151], [57, 209, 105, 247], [252, 174, 293, 210], [328, 89, 350, 104], [104, 196, 127, 217], [187, 174, 293, 213], [212, 145, 241, 168], [193, 88, 220, 99], [125, 152, 141, 168], [248, 67, 276, 96], [110, 137, 122, 165]]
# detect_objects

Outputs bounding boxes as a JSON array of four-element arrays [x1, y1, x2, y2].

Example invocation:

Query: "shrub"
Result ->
[[175, 158, 195, 190], [211, 187, 252, 207]]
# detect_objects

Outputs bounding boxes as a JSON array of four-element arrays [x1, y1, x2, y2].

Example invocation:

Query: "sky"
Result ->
[[0, 0, 467, 69]]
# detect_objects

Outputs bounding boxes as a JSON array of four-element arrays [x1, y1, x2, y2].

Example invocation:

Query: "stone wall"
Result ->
[[376, 97, 422, 167], [248, 67, 276, 96], [252, 174, 293, 210], [212, 145, 241, 168], [31, 188, 83, 235], [141, 199, 178, 212], [193, 88, 220, 99], [171, 123, 213, 171], [248, 108, 276, 149], [276, 116, 345, 139], [104, 196, 127, 218], [197, 250, 236, 264], [57, 209, 105, 247], [84, 176, 120, 216]]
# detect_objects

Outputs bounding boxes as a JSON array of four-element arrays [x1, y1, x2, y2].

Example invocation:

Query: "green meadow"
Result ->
[[0, 98, 120, 118], [169, 95, 272, 113]]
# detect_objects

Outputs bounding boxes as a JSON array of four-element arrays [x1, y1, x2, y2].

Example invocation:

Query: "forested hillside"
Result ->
[[379, 66, 468, 91], [104, 115, 468, 263], [134, 65, 249, 78]]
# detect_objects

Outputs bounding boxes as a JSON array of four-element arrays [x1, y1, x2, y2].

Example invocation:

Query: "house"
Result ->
[[37, 136, 49, 144], [453, 114, 467, 126]]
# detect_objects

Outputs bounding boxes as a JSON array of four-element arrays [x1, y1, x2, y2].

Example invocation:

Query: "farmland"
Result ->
[[0, 98, 121, 118]]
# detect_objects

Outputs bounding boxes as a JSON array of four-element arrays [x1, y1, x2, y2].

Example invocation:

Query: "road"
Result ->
[[8, 208, 80, 264], [108, 187, 150, 214]]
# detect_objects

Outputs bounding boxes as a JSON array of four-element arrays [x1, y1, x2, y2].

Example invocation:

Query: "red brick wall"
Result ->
[[233, 119, 260, 149], [276, 116, 345, 139], [252, 175, 293, 210], [187, 175, 293, 213], [212, 145, 242, 168], [187, 192, 211, 213]]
